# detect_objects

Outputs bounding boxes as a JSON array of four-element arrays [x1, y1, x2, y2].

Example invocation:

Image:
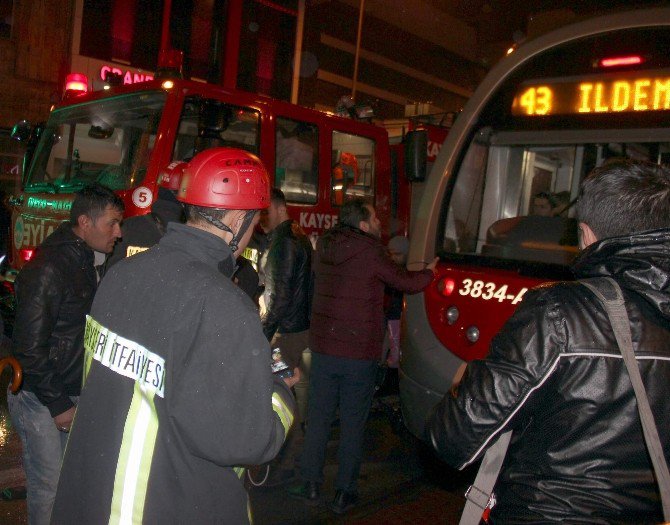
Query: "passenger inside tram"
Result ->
[[483, 190, 579, 265]]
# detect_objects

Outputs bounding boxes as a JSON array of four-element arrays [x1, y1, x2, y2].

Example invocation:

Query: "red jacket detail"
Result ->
[[310, 226, 433, 360]]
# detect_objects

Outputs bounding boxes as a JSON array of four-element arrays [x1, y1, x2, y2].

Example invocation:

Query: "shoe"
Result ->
[[287, 481, 320, 506], [329, 490, 359, 515]]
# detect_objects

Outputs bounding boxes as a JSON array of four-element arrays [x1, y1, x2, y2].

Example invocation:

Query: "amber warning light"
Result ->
[[600, 55, 643, 68]]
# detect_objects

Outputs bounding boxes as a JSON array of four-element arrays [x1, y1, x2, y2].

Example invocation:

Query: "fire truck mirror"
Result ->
[[11, 120, 32, 143], [404, 129, 428, 182]]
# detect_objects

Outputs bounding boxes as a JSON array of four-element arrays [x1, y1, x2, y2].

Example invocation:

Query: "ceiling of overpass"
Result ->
[[328, 0, 669, 66]]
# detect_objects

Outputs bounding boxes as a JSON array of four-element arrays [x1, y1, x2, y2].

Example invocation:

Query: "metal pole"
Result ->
[[160, 0, 173, 52], [290, 0, 306, 104], [351, 0, 365, 100]]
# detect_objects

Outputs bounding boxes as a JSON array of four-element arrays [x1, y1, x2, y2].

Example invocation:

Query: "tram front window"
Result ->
[[441, 135, 670, 266]]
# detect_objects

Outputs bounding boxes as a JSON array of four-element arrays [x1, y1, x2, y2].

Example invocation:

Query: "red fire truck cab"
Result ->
[[9, 77, 438, 270]]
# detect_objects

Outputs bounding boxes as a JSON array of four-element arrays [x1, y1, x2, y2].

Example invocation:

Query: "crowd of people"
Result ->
[[4, 150, 670, 524]]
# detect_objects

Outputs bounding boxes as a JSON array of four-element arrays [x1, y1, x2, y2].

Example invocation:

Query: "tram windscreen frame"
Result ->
[[437, 25, 670, 270]]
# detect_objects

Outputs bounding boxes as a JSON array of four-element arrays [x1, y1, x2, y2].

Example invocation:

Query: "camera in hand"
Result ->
[[271, 347, 294, 379]]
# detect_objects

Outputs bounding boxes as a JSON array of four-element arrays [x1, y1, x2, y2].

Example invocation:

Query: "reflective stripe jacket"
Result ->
[[52, 222, 295, 524], [428, 229, 670, 524]]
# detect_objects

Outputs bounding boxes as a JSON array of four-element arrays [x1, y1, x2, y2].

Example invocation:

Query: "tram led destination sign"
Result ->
[[512, 70, 670, 116]]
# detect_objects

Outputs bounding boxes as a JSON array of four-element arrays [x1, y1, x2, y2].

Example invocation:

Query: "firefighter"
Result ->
[[103, 162, 186, 272], [51, 148, 299, 524]]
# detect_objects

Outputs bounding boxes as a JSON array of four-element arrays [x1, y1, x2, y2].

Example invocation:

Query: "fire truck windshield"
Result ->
[[26, 91, 167, 192]]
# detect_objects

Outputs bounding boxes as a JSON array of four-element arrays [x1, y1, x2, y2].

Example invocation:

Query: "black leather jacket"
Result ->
[[428, 229, 670, 523], [12, 223, 96, 417], [261, 219, 312, 340]]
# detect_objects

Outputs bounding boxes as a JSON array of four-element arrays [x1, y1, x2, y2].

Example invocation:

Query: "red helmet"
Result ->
[[158, 161, 187, 192], [177, 148, 270, 210]]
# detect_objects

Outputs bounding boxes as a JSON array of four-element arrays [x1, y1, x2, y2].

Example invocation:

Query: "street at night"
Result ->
[[0, 370, 473, 525], [1, 1, 669, 523]]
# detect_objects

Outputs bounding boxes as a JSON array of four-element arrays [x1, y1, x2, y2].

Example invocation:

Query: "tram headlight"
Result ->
[[445, 306, 459, 325], [466, 326, 480, 343]]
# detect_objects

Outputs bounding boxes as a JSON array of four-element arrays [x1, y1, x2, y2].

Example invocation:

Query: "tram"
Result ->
[[400, 7, 670, 439]]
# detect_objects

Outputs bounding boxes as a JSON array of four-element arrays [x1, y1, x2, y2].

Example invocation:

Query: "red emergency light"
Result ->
[[19, 249, 34, 263], [156, 49, 184, 79], [599, 55, 643, 68], [64, 73, 88, 99]]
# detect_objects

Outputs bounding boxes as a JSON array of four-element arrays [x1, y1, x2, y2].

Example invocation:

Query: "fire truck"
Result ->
[[8, 74, 448, 271]]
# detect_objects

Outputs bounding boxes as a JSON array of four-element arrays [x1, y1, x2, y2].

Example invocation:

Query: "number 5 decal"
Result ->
[[132, 186, 153, 209]]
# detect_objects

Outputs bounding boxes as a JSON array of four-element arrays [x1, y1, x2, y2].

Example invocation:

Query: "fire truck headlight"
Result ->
[[466, 326, 480, 343], [445, 306, 459, 325]]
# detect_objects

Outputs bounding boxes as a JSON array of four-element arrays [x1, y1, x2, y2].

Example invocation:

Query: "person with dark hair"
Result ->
[[7, 183, 123, 525], [289, 197, 436, 514], [428, 158, 670, 523], [51, 149, 297, 524], [261, 189, 312, 403], [259, 187, 312, 482], [531, 191, 555, 216]]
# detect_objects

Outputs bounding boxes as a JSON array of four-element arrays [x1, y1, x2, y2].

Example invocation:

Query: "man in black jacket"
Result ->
[[261, 188, 312, 424], [7, 184, 123, 525], [428, 159, 670, 523]]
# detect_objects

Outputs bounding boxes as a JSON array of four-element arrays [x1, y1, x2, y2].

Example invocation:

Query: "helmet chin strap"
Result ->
[[197, 209, 257, 254]]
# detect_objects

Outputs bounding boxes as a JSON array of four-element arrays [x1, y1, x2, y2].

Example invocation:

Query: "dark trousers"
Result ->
[[298, 352, 378, 493]]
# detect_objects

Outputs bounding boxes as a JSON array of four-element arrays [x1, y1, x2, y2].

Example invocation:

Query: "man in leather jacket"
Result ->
[[261, 188, 312, 423], [7, 184, 123, 525], [428, 159, 670, 523]]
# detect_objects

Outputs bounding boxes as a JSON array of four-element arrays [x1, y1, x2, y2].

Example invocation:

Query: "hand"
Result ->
[[283, 367, 301, 389], [426, 257, 440, 273], [53, 406, 76, 433]]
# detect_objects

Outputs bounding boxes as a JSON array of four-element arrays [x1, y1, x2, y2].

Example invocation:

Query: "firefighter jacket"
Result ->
[[11, 222, 96, 417], [104, 188, 184, 271], [310, 225, 433, 361], [51, 222, 296, 525], [428, 229, 670, 523], [261, 219, 312, 340]]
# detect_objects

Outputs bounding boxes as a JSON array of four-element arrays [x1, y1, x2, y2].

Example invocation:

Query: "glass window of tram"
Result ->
[[440, 140, 670, 267]]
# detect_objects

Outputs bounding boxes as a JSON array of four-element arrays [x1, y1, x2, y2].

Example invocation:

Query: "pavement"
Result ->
[[0, 370, 470, 525]]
